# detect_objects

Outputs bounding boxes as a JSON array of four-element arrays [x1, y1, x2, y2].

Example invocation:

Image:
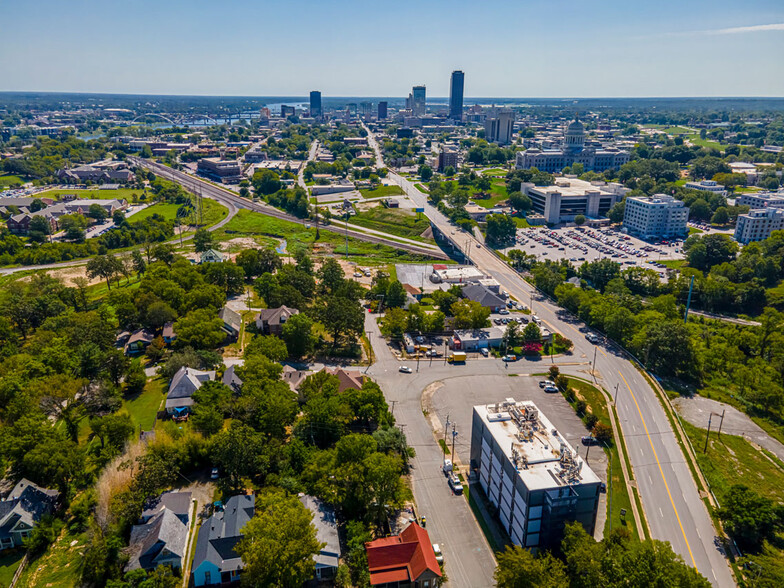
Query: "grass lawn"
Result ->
[[481, 167, 508, 176], [359, 184, 405, 198], [16, 529, 87, 588], [659, 259, 687, 270], [512, 216, 530, 228], [415, 183, 429, 192], [128, 202, 182, 223], [123, 375, 165, 431], [0, 173, 30, 187], [0, 551, 25, 587], [36, 187, 144, 201], [350, 207, 434, 242], [216, 209, 440, 263], [688, 227, 703, 235]]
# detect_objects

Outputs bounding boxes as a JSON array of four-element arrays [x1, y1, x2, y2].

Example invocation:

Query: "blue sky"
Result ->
[[2, 0, 783, 97]]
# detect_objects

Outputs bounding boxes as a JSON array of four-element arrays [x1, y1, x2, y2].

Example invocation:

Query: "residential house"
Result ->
[[299, 495, 341, 581], [255, 305, 299, 336], [222, 365, 243, 394], [282, 365, 311, 394], [365, 522, 441, 587], [125, 329, 155, 355], [162, 322, 177, 345], [322, 367, 366, 393], [218, 307, 242, 341], [166, 366, 215, 417], [200, 249, 225, 264], [0, 479, 59, 551], [125, 508, 188, 572], [141, 491, 192, 525], [460, 283, 506, 313], [191, 494, 255, 587]]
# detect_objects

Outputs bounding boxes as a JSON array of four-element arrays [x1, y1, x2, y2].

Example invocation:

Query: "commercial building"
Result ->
[[516, 119, 629, 173], [449, 70, 465, 120], [520, 177, 627, 224], [309, 91, 322, 117], [469, 400, 601, 550], [451, 327, 505, 351], [684, 180, 727, 198], [378, 101, 388, 120], [484, 109, 514, 145], [437, 149, 459, 172], [430, 264, 485, 284], [622, 194, 689, 240], [735, 191, 784, 210], [412, 85, 426, 116], [196, 158, 242, 183], [734, 207, 784, 244]]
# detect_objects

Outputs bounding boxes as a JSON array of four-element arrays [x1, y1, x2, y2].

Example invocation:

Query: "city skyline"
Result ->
[[2, 0, 783, 97]]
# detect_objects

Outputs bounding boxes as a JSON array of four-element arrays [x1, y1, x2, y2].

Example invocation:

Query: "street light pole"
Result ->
[[442, 415, 450, 463]]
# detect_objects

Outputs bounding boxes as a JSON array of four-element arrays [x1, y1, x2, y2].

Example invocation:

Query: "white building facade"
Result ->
[[521, 178, 628, 224], [684, 180, 728, 198], [734, 208, 784, 245], [469, 400, 601, 550], [622, 194, 689, 240]]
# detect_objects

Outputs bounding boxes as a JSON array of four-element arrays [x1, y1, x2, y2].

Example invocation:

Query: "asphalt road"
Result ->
[[364, 127, 734, 587]]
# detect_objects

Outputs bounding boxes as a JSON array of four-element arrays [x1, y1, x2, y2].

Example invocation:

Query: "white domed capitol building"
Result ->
[[515, 118, 630, 173]]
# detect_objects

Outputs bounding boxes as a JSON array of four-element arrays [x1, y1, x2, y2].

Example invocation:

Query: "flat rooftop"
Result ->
[[528, 178, 615, 197], [475, 399, 600, 491]]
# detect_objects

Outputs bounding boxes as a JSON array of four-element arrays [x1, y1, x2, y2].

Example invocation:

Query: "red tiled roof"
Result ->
[[365, 523, 441, 586]]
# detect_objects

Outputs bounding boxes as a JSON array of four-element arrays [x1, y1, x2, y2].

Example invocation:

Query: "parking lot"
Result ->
[[501, 226, 685, 277]]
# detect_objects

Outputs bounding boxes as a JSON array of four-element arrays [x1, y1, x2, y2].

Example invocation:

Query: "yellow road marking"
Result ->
[[619, 372, 697, 568]]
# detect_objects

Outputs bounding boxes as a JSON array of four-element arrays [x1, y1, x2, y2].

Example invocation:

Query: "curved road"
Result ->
[[364, 127, 734, 587]]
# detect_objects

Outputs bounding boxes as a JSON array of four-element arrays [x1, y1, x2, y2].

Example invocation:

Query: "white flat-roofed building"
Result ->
[[734, 208, 784, 245], [430, 265, 485, 284], [470, 399, 601, 550], [622, 194, 689, 240], [520, 177, 628, 224], [684, 180, 727, 198], [735, 191, 784, 210]]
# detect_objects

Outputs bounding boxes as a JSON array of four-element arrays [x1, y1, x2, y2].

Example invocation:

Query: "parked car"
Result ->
[[582, 436, 599, 445], [448, 473, 464, 495], [353, 272, 363, 278], [543, 385, 559, 393], [399, 365, 413, 373], [210, 467, 219, 480], [498, 309, 510, 315], [586, 333, 599, 344], [539, 380, 555, 388], [532, 315, 541, 323], [433, 543, 444, 564], [480, 348, 489, 357], [502, 355, 517, 362]]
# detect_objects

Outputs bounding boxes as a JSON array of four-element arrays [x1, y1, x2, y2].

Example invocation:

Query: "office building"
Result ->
[[196, 158, 243, 183], [622, 194, 689, 240], [520, 177, 627, 224], [360, 101, 373, 120], [449, 70, 465, 120], [736, 191, 784, 210], [684, 180, 727, 198], [378, 101, 388, 120], [470, 399, 601, 550], [412, 85, 426, 116], [437, 149, 459, 172], [281, 105, 296, 118], [734, 208, 784, 244], [484, 109, 514, 145], [516, 119, 629, 173], [309, 91, 322, 117]]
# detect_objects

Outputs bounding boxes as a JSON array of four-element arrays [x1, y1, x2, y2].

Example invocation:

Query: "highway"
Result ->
[[363, 127, 735, 587]]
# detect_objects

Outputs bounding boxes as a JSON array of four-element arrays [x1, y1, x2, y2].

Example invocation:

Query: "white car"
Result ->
[[399, 365, 413, 373], [532, 315, 541, 324], [353, 272, 363, 278], [432, 543, 444, 564]]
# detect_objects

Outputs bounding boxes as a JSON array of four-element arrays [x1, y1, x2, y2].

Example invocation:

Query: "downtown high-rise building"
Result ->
[[449, 70, 464, 120], [309, 91, 322, 117], [378, 101, 388, 119], [412, 85, 426, 116]]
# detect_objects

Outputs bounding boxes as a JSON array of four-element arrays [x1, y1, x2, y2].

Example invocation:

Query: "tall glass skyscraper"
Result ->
[[449, 70, 464, 120], [309, 90, 322, 117], [412, 85, 426, 116]]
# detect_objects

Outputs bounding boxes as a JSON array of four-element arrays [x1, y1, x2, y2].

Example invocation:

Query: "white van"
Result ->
[[480, 348, 489, 357]]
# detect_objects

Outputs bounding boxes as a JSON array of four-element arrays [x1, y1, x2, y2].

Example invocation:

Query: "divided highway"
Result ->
[[363, 127, 735, 587]]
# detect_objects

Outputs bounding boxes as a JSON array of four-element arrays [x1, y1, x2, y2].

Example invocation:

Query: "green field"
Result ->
[[359, 184, 405, 198], [688, 227, 704, 235], [481, 167, 508, 176], [0, 174, 30, 187], [511, 216, 531, 228], [36, 187, 144, 201], [350, 207, 434, 242], [129, 198, 227, 228], [16, 529, 87, 588], [659, 259, 687, 270], [123, 375, 165, 431], [216, 209, 441, 263]]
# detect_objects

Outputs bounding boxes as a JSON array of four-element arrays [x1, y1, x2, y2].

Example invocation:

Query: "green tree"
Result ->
[[320, 296, 364, 347], [523, 321, 541, 343], [451, 299, 490, 329], [282, 313, 315, 358], [607, 200, 625, 224], [253, 169, 283, 196], [574, 214, 586, 226], [717, 484, 782, 551], [495, 545, 568, 588], [210, 423, 266, 493], [174, 309, 225, 349], [385, 280, 407, 308], [193, 228, 215, 253], [88, 203, 108, 221], [418, 164, 433, 181], [486, 214, 516, 245], [689, 198, 712, 221], [711, 206, 730, 225], [236, 489, 324, 588], [508, 191, 532, 213], [245, 334, 288, 362], [87, 254, 123, 290], [89, 413, 134, 451]]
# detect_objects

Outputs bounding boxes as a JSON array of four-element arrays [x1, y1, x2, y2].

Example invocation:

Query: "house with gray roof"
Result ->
[[222, 365, 243, 394], [255, 305, 299, 336], [191, 494, 255, 587], [218, 307, 242, 340], [141, 491, 192, 525], [299, 494, 341, 581], [0, 479, 59, 551], [166, 366, 215, 417], [125, 508, 188, 572], [461, 283, 507, 312]]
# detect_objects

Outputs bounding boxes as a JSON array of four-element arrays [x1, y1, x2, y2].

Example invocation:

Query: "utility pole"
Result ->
[[684, 275, 695, 323], [451, 424, 458, 460], [717, 409, 725, 439], [703, 414, 712, 453], [390, 400, 396, 418], [442, 415, 450, 462], [416, 351, 420, 372], [344, 212, 349, 259]]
